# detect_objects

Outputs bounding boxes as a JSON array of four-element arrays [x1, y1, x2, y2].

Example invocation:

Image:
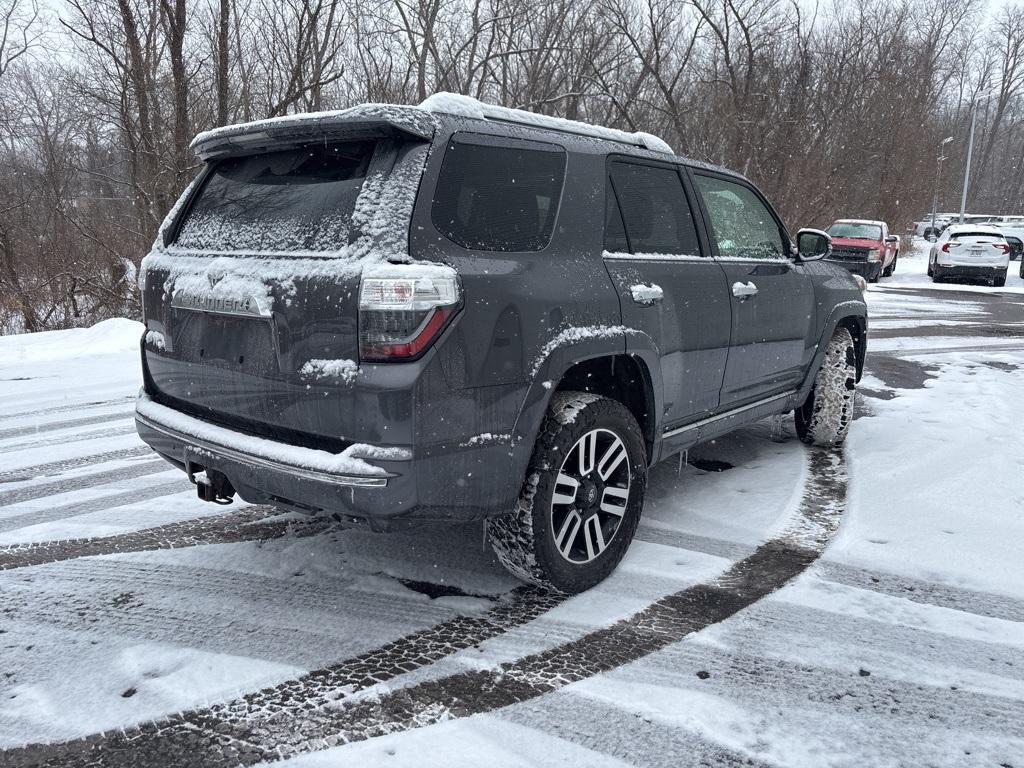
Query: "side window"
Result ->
[[694, 175, 785, 260], [431, 137, 566, 252], [604, 186, 629, 252], [609, 162, 700, 255]]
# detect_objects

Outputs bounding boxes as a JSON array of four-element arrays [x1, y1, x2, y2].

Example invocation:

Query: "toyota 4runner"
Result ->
[[135, 94, 868, 593]]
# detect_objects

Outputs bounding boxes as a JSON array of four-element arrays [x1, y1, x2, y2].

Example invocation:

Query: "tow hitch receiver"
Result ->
[[186, 463, 235, 505]]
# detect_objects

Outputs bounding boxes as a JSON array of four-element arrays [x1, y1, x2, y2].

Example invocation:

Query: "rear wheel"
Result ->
[[1020, 259, 1024, 279], [487, 392, 646, 593], [994, 270, 1007, 288], [795, 327, 857, 448]]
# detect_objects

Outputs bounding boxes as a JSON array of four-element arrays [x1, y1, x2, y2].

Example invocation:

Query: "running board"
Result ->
[[662, 391, 795, 439]]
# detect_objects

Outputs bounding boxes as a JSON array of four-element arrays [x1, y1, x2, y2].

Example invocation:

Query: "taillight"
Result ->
[[941, 243, 952, 252], [358, 271, 461, 362], [994, 243, 1010, 254]]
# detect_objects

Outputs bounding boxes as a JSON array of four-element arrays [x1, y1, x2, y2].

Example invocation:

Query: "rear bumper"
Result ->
[[933, 264, 1007, 279], [825, 259, 883, 280], [135, 393, 524, 529]]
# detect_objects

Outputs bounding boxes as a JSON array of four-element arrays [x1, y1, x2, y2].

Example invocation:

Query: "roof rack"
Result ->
[[419, 92, 674, 155]]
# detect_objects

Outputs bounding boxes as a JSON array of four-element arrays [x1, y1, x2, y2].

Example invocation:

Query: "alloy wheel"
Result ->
[[550, 428, 631, 564]]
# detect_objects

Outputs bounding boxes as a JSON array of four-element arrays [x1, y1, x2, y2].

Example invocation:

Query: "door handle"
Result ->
[[630, 283, 664, 305], [731, 281, 758, 299]]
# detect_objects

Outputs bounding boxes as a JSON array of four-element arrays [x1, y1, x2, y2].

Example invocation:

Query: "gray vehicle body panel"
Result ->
[[136, 106, 867, 529]]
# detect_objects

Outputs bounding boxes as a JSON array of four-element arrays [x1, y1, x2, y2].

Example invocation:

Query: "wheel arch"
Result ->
[[797, 302, 867, 404], [512, 336, 661, 469]]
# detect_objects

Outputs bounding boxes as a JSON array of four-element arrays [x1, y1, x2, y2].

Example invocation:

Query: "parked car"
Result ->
[[824, 219, 899, 281], [927, 224, 1010, 286], [134, 95, 868, 593], [978, 216, 1024, 260], [914, 215, 954, 239]]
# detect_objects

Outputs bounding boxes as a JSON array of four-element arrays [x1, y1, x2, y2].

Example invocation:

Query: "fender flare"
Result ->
[[506, 329, 662, 479], [796, 300, 867, 404]]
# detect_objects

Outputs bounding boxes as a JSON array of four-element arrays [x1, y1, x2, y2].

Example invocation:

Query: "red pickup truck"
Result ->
[[824, 219, 900, 282]]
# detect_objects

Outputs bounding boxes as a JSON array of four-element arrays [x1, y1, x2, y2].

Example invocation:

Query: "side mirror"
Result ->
[[885, 235, 898, 243], [796, 228, 832, 261]]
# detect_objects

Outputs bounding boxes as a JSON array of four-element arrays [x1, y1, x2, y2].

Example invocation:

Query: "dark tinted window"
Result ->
[[432, 138, 566, 251], [694, 174, 785, 259], [609, 162, 700, 255], [605, 186, 629, 252], [175, 141, 374, 252]]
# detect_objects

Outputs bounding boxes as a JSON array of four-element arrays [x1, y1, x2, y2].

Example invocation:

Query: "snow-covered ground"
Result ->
[[1, 287, 1022, 766]]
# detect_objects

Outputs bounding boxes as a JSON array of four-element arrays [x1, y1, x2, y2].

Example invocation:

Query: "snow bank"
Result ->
[[0, 318, 143, 364]]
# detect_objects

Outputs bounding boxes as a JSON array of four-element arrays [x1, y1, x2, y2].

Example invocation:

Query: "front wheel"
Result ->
[[487, 392, 647, 593], [795, 327, 857, 447]]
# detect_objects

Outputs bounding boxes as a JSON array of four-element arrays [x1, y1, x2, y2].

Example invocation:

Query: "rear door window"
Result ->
[[431, 137, 566, 251], [174, 140, 374, 253], [608, 162, 700, 255], [693, 174, 785, 260]]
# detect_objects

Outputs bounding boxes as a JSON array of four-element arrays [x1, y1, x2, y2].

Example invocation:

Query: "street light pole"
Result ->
[[931, 136, 954, 233], [959, 104, 980, 223]]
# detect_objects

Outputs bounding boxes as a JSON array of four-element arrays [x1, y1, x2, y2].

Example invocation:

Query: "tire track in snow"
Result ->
[[500, 689, 781, 768], [0, 446, 152, 484], [0, 548, 503, 669], [0, 447, 846, 767], [0, 479, 186, 534], [0, 506, 302, 570], [616, 635, 1024, 740], [0, 460, 171, 508], [0, 397, 133, 423], [0, 411, 132, 441], [814, 561, 1024, 624], [0, 424, 137, 455]]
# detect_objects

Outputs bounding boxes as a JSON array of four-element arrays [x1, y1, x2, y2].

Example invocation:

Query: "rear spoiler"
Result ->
[[190, 104, 437, 160]]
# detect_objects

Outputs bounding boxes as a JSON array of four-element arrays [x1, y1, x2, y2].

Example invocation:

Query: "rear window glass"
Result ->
[[174, 141, 374, 253], [431, 138, 566, 251], [609, 162, 700, 255], [951, 231, 1001, 240]]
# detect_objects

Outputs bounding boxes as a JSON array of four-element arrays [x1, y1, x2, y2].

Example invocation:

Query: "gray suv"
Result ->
[[135, 97, 867, 593]]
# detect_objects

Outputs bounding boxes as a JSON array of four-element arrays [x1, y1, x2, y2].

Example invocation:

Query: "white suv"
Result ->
[[928, 224, 1010, 287]]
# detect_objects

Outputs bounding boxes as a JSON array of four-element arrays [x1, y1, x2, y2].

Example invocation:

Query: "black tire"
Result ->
[[795, 327, 857, 448], [994, 271, 1006, 288], [486, 392, 647, 594], [1020, 259, 1024, 279], [882, 251, 897, 277], [927, 257, 934, 277]]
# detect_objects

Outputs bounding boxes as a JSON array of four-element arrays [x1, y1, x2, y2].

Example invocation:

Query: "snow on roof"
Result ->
[[418, 92, 674, 154], [946, 223, 1003, 233], [189, 93, 675, 161], [190, 104, 438, 157], [833, 219, 885, 226]]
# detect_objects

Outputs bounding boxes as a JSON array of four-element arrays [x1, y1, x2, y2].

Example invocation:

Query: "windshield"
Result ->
[[827, 222, 883, 240], [174, 140, 375, 253]]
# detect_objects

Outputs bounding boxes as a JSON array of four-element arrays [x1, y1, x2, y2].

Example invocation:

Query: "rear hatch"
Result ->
[[140, 112, 434, 449], [944, 231, 1009, 265]]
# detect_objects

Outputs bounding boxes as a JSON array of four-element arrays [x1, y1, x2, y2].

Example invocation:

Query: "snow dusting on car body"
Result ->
[[135, 94, 867, 591]]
